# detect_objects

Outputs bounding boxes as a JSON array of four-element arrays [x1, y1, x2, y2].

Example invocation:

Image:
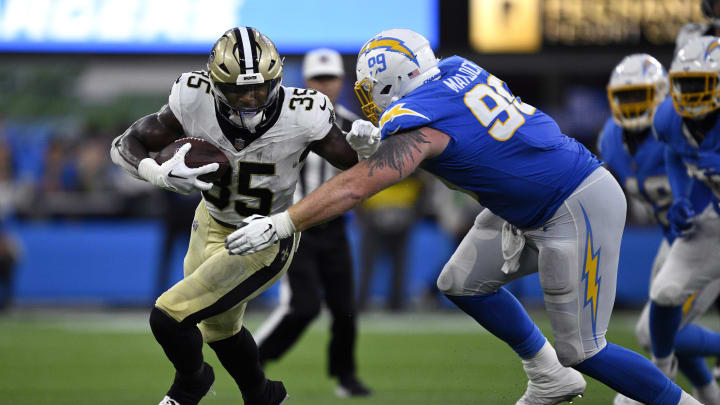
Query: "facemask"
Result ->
[[229, 110, 265, 133]]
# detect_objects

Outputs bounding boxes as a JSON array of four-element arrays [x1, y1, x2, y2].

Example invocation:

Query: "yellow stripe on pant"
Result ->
[[156, 201, 298, 343]]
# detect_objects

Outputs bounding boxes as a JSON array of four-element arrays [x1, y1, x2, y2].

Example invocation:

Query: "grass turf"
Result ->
[[0, 309, 694, 404]]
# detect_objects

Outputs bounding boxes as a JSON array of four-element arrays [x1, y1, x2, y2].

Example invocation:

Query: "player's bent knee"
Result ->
[[554, 339, 587, 367], [650, 282, 687, 306], [437, 264, 498, 296], [149, 306, 187, 338], [436, 269, 457, 295]]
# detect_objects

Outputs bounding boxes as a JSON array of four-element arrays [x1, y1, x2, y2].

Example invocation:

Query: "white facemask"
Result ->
[[229, 111, 265, 133]]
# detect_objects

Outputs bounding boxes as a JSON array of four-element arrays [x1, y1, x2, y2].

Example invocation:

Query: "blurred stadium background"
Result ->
[[0, 0, 709, 404]]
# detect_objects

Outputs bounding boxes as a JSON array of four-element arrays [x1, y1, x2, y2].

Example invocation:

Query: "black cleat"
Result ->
[[335, 375, 372, 398], [160, 362, 215, 405], [244, 379, 288, 405]]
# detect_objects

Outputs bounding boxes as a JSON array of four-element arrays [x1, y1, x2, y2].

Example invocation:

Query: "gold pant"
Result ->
[[156, 202, 298, 343]]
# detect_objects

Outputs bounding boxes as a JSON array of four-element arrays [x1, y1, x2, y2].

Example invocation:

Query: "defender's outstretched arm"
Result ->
[[288, 126, 449, 231]]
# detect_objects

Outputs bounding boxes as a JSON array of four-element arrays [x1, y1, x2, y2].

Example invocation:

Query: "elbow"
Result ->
[[340, 177, 371, 207]]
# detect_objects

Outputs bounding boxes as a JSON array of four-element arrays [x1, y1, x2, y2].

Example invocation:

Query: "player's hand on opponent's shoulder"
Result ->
[[138, 143, 218, 195], [667, 197, 696, 238], [347, 120, 381, 160], [226, 212, 296, 255]]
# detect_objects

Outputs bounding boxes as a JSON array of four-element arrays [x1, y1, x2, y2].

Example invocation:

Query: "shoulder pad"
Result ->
[[284, 87, 335, 141]]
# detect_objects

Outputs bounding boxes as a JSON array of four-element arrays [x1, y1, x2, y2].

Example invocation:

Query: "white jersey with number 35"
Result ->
[[168, 70, 334, 226]]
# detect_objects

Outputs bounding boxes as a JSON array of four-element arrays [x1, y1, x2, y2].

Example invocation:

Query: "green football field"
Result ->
[[0, 309, 700, 404]]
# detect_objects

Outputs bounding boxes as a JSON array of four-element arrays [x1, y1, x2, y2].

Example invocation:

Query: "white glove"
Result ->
[[346, 120, 381, 160], [137, 143, 218, 194], [226, 212, 296, 255]]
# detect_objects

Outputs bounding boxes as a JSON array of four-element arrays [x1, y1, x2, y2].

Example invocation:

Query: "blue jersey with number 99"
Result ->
[[377, 56, 601, 228]]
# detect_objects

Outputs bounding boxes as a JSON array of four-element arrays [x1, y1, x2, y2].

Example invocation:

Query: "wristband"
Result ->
[[270, 211, 296, 239]]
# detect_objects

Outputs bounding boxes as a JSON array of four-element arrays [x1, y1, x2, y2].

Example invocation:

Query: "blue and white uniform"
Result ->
[[650, 97, 720, 307], [386, 56, 626, 368], [599, 117, 720, 355], [599, 119, 673, 237], [379, 56, 600, 229], [355, 27, 688, 401]]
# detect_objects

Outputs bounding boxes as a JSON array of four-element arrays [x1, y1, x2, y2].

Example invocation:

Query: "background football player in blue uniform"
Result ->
[[649, 36, 720, 393], [600, 53, 720, 405], [226, 29, 701, 405]]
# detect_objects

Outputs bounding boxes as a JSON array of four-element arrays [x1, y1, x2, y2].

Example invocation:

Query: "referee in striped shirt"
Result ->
[[255, 48, 371, 398]]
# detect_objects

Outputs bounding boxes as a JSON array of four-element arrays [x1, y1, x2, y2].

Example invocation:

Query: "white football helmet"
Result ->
[[354, 29, 440, 125], [669, 36, 720, 118], [607, 53, 668, 130]]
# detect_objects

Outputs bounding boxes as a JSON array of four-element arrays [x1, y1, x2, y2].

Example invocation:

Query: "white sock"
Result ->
[[679, 390, 703, 405], [694, 380, 720, 404], [652, 353, 675, 376]]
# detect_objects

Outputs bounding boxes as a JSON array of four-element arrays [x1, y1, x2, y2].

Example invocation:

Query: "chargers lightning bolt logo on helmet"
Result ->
[[359, 36, 419, 67]]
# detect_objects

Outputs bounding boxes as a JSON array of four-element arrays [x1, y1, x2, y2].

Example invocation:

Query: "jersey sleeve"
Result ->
[[652, 98, 675, 144], [292, 89, 335, 143], [378, 100, 433, 139], [168, 73, 189, 126]]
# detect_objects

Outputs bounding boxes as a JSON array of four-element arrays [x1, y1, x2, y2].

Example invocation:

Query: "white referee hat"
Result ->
[[302, 48, 344, 79]]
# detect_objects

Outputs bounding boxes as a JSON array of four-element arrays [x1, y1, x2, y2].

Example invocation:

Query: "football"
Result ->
[[155, 137, 230, 183]]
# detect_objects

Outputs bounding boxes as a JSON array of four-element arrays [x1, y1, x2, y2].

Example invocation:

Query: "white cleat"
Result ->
[[612, 393, 643, 405], [515, 367, 586, 405]]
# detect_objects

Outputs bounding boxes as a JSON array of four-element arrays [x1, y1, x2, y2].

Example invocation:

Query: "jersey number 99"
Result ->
[[463, 75, 535, 141]]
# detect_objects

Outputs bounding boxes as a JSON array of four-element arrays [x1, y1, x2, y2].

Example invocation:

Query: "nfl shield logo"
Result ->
[[192, 220, 199, 232], [234, 138, 246, 150]]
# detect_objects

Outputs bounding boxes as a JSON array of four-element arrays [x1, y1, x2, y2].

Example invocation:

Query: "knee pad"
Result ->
[[538, 247, 575, 296], [437, 262, 499, 296], [650, 282, 687, 306], [554, 339, 587, 367], [436, 265, 459, 295]]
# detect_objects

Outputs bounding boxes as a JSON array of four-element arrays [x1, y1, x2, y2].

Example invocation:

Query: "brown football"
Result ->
[[155, 137, 230, 183]]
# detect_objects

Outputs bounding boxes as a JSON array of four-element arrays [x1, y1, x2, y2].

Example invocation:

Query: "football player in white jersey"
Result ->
[[110, 27, 358, 405]]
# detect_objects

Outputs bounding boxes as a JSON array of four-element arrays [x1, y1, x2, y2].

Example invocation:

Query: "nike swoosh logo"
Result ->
[[168, 171, 187, 179], [319, 98, 327, 110]]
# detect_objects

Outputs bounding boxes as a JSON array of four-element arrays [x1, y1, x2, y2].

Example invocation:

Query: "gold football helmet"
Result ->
[[208, 27, 283, 129]]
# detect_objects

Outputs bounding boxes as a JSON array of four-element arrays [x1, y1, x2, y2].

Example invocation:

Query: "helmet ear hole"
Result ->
[[380, 85, 392, 95]]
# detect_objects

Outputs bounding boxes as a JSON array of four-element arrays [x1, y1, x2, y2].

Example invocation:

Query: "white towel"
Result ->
[[501, 222, 525, 274]]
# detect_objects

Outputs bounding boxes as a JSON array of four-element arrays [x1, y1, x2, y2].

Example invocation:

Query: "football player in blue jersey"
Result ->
[[601, 53, 720, 405], [225, 29, 700, 405], [648, 35, 720, 396]]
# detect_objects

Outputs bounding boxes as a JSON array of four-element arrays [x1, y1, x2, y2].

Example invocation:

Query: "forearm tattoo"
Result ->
[[364, 130, 430, 178]]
